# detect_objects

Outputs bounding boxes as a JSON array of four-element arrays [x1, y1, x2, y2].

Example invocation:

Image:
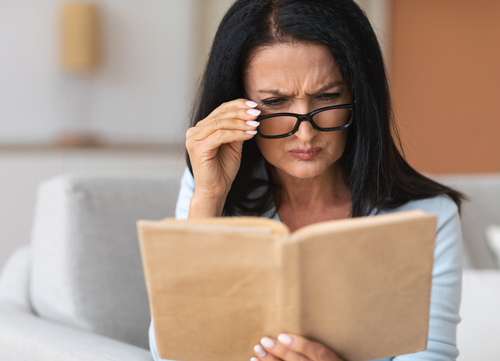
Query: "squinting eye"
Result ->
[[261, 98, 285, 106], [317, 93, 341, 101]]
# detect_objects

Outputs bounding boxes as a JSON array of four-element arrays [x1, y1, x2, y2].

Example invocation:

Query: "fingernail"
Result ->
[[254, 344, 267, 357], [251, 358, 259, 361], [246, 109, 261, 116], [245, 130, 257, 135], [245, 120, 259, 127], [260, 337, 275, 348], [245, 101, 258, 108], [277, 333, 293, 345]]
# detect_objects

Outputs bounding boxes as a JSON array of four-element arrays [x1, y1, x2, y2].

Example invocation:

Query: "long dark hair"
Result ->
[[187, 0, 464, 217]]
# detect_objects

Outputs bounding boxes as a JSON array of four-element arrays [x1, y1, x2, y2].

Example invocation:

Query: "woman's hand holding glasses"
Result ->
[[185, 99, 260, 218]]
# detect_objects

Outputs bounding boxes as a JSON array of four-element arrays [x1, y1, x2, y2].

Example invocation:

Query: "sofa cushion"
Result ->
[[433, 173, 500, 269], [29, 172, 182, 349], [486, 224, 500, 268], [458, 269, 500, 360]]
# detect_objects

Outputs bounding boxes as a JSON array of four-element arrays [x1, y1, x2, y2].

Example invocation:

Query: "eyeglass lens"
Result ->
[[258, 108, 352, 137]]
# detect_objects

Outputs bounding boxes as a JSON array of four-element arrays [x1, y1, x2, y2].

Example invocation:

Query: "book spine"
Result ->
[[278, 240, 302, 335]]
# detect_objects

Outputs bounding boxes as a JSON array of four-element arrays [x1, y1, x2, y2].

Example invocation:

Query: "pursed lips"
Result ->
[[289, 147, 322, 160]]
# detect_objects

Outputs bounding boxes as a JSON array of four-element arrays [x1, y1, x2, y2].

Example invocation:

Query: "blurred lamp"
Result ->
[[61, 2, 100, 72], [58, 1, 101, 147]]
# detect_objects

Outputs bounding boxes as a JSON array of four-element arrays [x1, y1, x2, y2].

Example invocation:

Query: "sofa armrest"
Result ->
[[0, 300, 153, 361], [0, 245, 153, 361], [0, 244, 31, 306]]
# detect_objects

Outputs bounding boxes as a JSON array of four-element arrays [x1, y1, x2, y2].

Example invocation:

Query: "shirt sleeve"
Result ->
[[148, 320, 161, 361], [174, 167, 195, 220], [149, 320, 179, 361], [392, 196, 463, 361]]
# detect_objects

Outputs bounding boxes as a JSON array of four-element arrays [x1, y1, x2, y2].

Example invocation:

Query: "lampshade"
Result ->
[[60, 2, 100, 72]]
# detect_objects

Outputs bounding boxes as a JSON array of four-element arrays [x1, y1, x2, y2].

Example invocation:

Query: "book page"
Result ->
[[138, 220, 287, 361], [289, 211, 436, 361], [290, 210, 427, 240], [160, 216, 290, 235]]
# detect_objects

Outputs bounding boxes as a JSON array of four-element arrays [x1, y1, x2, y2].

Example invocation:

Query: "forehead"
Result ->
[[244, 42, 344, 92]]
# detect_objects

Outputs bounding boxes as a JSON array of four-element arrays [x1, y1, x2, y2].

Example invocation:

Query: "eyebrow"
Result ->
[[257, 81, 346, 97]]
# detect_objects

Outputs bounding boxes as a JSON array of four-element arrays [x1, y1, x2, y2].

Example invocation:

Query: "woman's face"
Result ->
[[244, 42, 353, 180]]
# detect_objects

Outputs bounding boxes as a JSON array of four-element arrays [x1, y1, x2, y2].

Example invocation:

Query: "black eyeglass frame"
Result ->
[[255, 102, 356, 139]]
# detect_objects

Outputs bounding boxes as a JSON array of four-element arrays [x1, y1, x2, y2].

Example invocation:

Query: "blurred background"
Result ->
[[0, 0, 499, 269]]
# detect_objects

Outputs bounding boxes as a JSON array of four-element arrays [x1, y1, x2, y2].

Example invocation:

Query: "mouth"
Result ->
[[289, 147, 322, 160]]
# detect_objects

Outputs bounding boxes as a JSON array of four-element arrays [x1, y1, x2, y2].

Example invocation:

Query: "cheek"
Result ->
[[256, 137, 282, 162], [340, 129, 350, 152], [325, 129, 349, 153]]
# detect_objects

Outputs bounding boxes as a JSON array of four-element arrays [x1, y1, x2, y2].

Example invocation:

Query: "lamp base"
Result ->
[[55, 131, 102, 148]]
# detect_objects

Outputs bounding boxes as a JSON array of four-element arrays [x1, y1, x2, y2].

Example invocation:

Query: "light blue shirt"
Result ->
[[150, 167, 463, 361]]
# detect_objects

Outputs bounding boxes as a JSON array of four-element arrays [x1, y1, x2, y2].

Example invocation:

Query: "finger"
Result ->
[[196, 106, 261, 135], [252, 344, 282, 361], [259, 337, 311, 361], [204, 129, 257, 149], [276, 334, 342, 361], [186, 128, 256, 158], [197, 99, 260, 128], [193, 114, 260, 141], [215, 98, 259, 117]]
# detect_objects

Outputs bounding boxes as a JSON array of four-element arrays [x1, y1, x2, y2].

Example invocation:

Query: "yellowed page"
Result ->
[[277, 240, 302, 335], [289, 211, 436, 361], [290, 210, 427, 240], [138, 220, 285, 361], [160, 216, 290, 235]]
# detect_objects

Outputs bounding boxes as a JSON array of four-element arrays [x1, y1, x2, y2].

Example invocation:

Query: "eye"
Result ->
[[260, 98, 286, 107], [317, 93, 341, 102]]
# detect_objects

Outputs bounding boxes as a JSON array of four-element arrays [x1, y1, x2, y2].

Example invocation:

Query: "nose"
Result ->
[[294, 117, 318, 141], [289, 103, 317, 141]]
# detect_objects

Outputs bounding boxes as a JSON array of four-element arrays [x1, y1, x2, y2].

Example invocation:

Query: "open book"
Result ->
[[137, 210, 436, 361]]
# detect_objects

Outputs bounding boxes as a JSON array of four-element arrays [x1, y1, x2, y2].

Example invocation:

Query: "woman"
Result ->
[[150, 0, 464, 360]]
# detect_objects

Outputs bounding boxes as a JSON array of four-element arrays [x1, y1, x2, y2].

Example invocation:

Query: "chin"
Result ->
[[278, 161, 332, 180]]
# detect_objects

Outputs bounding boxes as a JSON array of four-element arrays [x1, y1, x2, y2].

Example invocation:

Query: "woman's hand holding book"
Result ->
[[252, 333, 344, 361]]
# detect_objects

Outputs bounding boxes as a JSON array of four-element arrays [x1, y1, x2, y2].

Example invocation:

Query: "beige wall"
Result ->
[[191, 0, 235, 82], [0, 0, 197, 143], [391, 0, 500, 174], [355, 0, 391, 64]]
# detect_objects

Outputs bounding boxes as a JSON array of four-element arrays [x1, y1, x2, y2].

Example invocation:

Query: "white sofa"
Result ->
[[0, 171, 499, 361]]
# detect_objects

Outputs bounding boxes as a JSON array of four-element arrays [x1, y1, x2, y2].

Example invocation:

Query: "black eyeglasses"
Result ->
[[255, 102, 355, 139]]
